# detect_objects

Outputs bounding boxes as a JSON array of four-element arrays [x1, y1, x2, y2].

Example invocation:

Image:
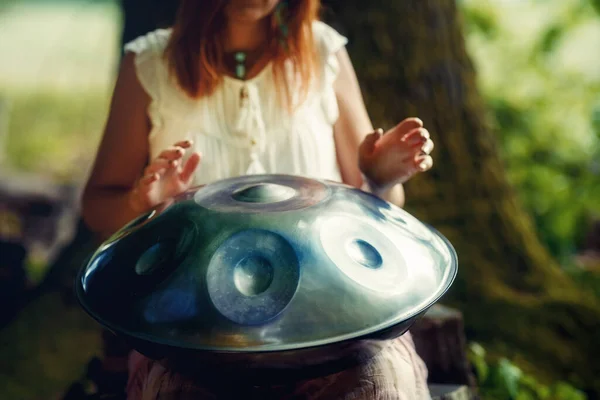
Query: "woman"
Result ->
[[82, 0, 434, 398]]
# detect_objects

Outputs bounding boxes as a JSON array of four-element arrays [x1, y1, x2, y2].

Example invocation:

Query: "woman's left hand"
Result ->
[[358, 117, 434, 191]]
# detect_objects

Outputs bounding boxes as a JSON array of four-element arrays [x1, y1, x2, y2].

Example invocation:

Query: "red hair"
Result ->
[[164, 0, 321, 108]]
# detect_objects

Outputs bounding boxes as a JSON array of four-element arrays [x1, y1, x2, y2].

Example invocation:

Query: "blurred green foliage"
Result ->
[[590, 0, 600, 15], [564, 264, 600, 298], [469, 343, 588, 400], [459, 0, 600, 263], [3, 90, 109, 182]]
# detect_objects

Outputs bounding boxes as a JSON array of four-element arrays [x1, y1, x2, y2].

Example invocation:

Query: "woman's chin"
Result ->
[[227, 9, 270, 23], [224, 0, 278, 24]]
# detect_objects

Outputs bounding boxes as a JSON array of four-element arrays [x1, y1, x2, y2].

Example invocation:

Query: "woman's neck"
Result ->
[[223, 18, 269, 52]]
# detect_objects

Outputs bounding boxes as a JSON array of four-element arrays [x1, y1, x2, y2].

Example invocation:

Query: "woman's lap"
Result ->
[[127, 333, 430, 400]]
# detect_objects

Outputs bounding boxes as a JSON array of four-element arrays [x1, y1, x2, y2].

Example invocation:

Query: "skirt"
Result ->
[[126, 332, 430, 400]]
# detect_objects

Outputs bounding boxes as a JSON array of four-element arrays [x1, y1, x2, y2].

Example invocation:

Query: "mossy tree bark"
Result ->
[[326, 0, 600, 395]]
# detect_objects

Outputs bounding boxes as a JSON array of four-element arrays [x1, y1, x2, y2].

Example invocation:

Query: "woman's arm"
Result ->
[[332, 47, 406, 207], [81, 53, 152, 239]]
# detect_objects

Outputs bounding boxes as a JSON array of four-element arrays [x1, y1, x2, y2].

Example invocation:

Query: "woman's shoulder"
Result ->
[[124, 28, 173, 58], [122, 28, 174, 103], [311, 20, 348, 56]]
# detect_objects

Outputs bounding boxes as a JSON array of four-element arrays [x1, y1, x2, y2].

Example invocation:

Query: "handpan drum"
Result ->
[[76, 174, 457, 381]]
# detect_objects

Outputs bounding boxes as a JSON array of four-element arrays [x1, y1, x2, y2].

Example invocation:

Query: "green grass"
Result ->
[[0, 294, 102, 400], [3, 90, 110, 182]]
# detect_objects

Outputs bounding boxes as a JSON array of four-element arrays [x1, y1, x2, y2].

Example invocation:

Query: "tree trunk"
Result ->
[[330, 0, 600, 395]]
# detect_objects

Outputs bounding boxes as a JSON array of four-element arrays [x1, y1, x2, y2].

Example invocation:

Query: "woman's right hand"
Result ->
[[128, 140, 201, 214]]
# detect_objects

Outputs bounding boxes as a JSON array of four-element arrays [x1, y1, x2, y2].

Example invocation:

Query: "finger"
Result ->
[[179, 152, 202, 183], [393, 117, 424, 135], [140, 173, 159, 186], [360, 129, 384, 153], [144, 158, 173, 175], [420, 138, 435, 155], [403, 128, 430, 145], [415, 155, 434, 172], [158, 146, 186, 161], [174, 139, 193, 149]]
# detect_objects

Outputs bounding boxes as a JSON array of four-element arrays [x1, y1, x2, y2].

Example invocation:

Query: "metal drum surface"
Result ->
[[75, 174, 457, 378]]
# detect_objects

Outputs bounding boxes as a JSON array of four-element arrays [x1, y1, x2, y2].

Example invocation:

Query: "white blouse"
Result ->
[[124, 21, 348, 186]]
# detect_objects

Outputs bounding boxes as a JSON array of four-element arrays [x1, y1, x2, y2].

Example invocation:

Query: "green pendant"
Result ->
[[236, 64, 245, 79], [235, 51, 246, 79]]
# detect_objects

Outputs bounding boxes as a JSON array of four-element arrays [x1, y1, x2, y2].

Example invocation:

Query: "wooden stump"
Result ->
[[411, 304, 477, 387]]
